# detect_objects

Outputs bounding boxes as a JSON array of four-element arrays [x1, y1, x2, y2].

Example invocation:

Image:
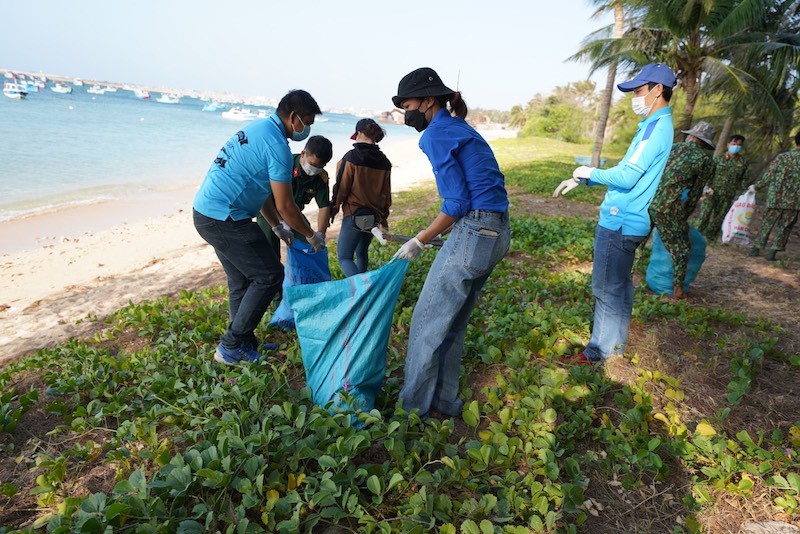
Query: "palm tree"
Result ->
[[706, 0, 800, 156], [625, 0, 777, 131], [572, 0, 780, 133], [507, 105, 528, 130], [589, 1, 625, 167]]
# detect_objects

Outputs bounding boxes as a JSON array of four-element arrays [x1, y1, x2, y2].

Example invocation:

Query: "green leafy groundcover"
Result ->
[[1, 159, 799, 533]]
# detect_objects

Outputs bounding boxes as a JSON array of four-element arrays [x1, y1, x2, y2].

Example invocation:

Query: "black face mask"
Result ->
[[404, 102, 430, 132]]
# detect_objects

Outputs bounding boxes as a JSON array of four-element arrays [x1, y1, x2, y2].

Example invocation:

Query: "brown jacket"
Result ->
[[331, 142, 392, 227]]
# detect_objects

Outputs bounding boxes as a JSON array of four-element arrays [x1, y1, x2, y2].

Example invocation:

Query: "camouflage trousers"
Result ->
[[753, 208, 799, 251], [650, 211, 690, 287], [697, 192, 736, 242]]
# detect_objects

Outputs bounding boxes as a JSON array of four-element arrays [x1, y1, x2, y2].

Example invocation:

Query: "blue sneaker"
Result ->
[[213, 343, 264, 365], [244, 341, 278, 353]]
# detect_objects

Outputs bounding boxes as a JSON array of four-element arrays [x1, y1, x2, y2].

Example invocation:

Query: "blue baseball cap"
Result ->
[[617, 63, 677, 92]]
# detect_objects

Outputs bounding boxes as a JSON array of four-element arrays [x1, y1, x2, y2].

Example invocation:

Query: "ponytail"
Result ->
[[436, 92, 468, 119], [362, 122, 386, 143]]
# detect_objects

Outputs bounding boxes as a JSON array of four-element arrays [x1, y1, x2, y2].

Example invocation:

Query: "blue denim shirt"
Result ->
[[419, 109, 509, 218], [194, 114, 293, 221], [588, 107, 674, 236]]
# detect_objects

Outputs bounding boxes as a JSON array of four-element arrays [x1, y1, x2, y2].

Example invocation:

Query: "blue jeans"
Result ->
[[193, 210, 283, 348], [338, 216, 373, 277], [583, 226, 646, 361], [400, 210, 511, 418]]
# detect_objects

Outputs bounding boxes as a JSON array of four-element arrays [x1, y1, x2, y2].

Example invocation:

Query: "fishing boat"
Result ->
[[133, 89, 151, 100], [51, 82, 73, 94], [73, 78, 84, 86], [156, 93, 181, 104], [3, 82, 28, 99], [221, 107, 257, 121], [86, 85, 105, 95], [103, 86, 117, 93]]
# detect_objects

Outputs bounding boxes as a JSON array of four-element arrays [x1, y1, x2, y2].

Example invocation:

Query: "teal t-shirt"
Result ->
[[194, 114, 293, 221]]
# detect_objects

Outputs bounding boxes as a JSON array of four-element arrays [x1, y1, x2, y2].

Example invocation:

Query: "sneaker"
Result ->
[[766, 250, 778, 261], [561, 352, 594, 366], [213, 343, 264, 365], [242, 340, 278, 352], [748, 247, 760, 257]]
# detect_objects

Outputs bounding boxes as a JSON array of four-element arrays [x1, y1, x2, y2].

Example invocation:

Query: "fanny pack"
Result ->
[[352, 207, 377, 232]]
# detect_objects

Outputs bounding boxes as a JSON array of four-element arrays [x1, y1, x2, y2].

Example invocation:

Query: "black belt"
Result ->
[[466, 209, 506, 220]]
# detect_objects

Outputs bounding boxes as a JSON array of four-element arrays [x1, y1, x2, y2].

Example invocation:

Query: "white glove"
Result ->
[[271, 222, 294, 246], [370, 225, 388, 245], [553, 178, 580, 197], [395, 237, 429, 260], [308, 231, 326, 252], [747, 184, 756, 194], [573, 165, 595, 180]]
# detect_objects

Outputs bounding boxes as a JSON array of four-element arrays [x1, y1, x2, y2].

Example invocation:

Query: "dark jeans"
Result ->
[[337, 215, 373, 277], [193, 210, 284, 348]]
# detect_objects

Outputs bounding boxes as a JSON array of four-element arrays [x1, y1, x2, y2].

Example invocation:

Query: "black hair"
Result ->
[[277, 89, 322, 118], [795, 130, 800, 147], [647, 82, 673, 102], [729, 134, 745, 143], [434, 91, 469, 119], [304, 136, 333, 162], [360, 121, 386, 143]]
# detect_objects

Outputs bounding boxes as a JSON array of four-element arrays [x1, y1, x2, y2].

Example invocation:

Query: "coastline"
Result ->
[[0, 128, 515, 364]]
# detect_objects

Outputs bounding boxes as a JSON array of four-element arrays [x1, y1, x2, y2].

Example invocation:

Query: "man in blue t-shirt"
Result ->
[[193, 89, 326, 365], [553, 63, 677, 367]]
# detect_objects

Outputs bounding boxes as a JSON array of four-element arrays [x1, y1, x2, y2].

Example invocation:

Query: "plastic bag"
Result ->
[[269, 240, 331, 330], [646, 227, 707, 295], [286, 258, 409, 413], [721, 189, 755, 246]]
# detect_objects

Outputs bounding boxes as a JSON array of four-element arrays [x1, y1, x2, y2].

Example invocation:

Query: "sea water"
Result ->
[[0, 85, 413, 221]]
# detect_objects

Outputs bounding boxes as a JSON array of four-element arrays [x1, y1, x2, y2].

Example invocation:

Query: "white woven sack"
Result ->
[[721, 189, 755, 246]]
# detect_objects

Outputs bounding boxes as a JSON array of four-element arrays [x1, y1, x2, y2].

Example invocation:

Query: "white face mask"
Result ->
[[301, 161, 323, 176], [631, 86, 656, 116]]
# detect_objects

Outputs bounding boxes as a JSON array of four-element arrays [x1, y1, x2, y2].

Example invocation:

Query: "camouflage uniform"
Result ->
[[697, 152, 750, 240], [649, 142, 716, 287], [752, 148, 800, 254]]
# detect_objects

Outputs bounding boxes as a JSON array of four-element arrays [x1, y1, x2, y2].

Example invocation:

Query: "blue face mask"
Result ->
[[728, 144, 742, 155], [291, 113, 311, 142]]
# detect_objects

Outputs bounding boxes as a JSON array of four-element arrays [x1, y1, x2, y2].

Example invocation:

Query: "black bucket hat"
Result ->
[[392, 67, 454, 108]]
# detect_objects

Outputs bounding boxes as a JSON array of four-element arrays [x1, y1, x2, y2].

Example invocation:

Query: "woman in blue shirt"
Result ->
[[393, 67, 511, 419]]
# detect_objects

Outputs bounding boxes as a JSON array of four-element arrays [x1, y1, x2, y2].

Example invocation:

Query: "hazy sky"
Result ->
[[2, 1, 613, 111]]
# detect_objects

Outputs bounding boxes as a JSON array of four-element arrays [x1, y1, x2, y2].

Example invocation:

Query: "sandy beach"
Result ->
[[0, 129, 515, 364]]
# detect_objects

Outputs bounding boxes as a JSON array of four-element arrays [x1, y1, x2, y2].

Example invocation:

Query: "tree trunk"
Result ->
[[590, 3, 624, 168], [714, 116, 735, 157], [591, 62, 617, 167], [679, 71, 700, 132]]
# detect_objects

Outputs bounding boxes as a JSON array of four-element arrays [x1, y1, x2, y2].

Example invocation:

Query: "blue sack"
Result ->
[[646, 227, 707, 295], [286, 258, 409, 413], [269, 240, 331, 330]]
